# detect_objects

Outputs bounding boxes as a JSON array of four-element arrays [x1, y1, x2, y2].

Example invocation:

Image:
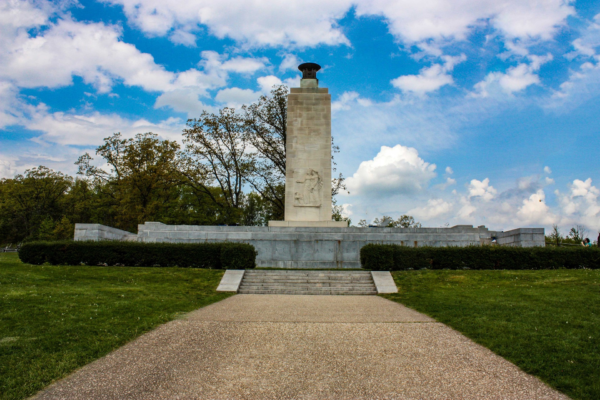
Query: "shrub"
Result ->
[[360, 244, 600, 270], [18, 241, 256, 269], [360, 244, 394, 270]]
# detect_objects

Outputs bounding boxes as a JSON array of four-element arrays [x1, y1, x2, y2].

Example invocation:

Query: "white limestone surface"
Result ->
[[284, 85, 332, 223], [371, 271, 398, 294], [216, 270, 245, 292]]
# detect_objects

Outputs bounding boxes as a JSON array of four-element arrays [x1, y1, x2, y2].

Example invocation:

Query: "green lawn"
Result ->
[[0, 252, 233, 400], [384, 269, 600, 400]]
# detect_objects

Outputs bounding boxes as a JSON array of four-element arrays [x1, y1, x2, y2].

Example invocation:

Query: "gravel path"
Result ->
[[34, 295, 567, 400]]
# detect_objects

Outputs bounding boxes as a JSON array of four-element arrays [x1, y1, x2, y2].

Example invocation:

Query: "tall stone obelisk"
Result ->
[[269, 63, 347, 228]]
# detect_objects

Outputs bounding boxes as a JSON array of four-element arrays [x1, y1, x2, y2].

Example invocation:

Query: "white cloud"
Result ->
[[0, 18, 178, 93], [445, 166, 454, 175], [279, 54, 301, 72], [467, 178, 497, 201], [435, 177, 456, 190], [0, 82, 20, 128], [215, 87, 260, 109], [0, 155, 21, 179], [516, 189, 556, 225], [341, 152, 599, 231], [154, 89, 215, 117], [101, 0, 574, 52], [25, 110, 184, 146], [409, 198, 453, 220], [544, 166, 552, 174], [103, 0, 352, 48], [355, 0, 573, 47], [392, 55, 466, 95], [219, 55, 268, 74], [257, 75, 298, 93], [0, 8, 267, 122], [341, 203, 353, 219], [473, 54, 553, 97], [345, 145, 437, 195], [169, 29, 197, 47]]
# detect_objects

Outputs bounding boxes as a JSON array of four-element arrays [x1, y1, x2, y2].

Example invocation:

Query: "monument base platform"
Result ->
[[268, 220, 348, 228], [75, 222, 545, 269]]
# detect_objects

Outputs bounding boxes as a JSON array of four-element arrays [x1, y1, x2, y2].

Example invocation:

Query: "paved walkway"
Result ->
[[35, 295, 567, 399]]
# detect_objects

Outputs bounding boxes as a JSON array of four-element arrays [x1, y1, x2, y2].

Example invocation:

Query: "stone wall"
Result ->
[[492, 228, 545, 247], [136, 223, 492, 269], [74, 224, 137, 242], [74, 222, 545, 268]]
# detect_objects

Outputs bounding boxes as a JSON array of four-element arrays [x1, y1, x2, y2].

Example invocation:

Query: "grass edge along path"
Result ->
[[383, 269, 600, 400], [0, 252, 234, 400]]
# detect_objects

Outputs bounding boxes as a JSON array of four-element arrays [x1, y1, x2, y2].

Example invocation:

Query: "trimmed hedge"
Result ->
[[18, 241, 257, 269], [360, 244, 600, 270]]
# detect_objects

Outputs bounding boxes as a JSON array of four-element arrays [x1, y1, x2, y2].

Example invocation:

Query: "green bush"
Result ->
[[18, 241, 257, 269], [360, 244, 394, 270], [360, 244, 600, 270]]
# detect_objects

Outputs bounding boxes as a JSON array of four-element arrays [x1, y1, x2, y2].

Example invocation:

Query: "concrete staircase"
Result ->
[[238, 270, 377, 295]]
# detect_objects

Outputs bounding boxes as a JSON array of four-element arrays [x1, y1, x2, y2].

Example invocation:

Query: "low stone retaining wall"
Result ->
[[494, 228, 545, 247], [75, 222, 544, 269], [74, 224, 136, 242]]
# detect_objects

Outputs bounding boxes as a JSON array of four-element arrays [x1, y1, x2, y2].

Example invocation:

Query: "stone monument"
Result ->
[[269, 63, 347, 228], [74, 61, 546, 268]]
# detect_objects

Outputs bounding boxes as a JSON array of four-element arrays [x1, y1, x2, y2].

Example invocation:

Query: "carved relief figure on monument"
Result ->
[[294, 169, 322, 207]]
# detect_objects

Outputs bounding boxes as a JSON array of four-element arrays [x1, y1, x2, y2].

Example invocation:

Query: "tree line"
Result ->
[[0, 86, 348, 244]]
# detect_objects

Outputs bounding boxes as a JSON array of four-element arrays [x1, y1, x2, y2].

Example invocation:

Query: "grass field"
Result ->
[[384, 269, 600, 400], [0, 252, 233, 400]]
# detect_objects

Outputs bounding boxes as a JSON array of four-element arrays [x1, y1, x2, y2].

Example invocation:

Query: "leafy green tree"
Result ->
[[181, 108, 253, 224], [568, 224, 587, 243], [37, 217, 56, 240], [76, 132, 182, 231], [360, 215, 421, 228], [547, 224, 562, 246], [53, 216, 74, 240], [0, 166, 73, 243]]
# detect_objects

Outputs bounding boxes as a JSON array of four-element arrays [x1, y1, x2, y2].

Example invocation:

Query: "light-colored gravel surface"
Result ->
[[34, 295, 568, 400]]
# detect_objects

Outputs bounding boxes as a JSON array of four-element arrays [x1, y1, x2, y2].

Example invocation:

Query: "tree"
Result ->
[[242, 85, 287, 220], [568, 224, 587, 243], [76, 132, 182, 231], [361, 215, 421, 228], [0, 166, 73, 243], [181, 108, 253, 224], [394, 215, 421, 228], [547, 224, 562, 246]]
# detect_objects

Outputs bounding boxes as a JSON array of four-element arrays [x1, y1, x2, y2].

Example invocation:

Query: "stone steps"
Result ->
[[238, 270, 377, 295]]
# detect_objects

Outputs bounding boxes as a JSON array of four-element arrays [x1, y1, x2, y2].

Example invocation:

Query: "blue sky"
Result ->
[[1, 0, 599, 234]]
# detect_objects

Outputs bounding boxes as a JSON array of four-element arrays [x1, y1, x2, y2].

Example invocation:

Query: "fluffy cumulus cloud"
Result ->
[[215, 87, 261, 109], [102, 0, 574, 50], [0, 3, 272, 143], [556, 179, 600, 228], [25, 110, 184, 146], [467, 178, 497, 201], [345, 145, 437, 195], [548, 15, 600, 109], [408, 198, 453, 220], [473, 54, 553, 97], [355, 0, 573, 48], [341, 150, 600, 232], [1, 18, 178, 93], [102, 0, 352, 48], [392, 55, 466, 95]]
